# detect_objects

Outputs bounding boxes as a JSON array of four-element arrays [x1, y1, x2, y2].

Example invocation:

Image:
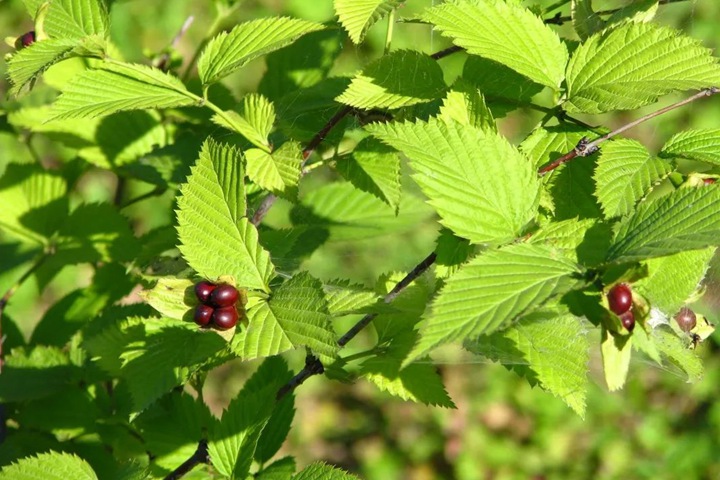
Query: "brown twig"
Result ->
[[163, 440, 209, 480]]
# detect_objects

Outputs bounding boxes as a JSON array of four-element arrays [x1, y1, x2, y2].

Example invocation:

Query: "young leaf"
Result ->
[[245, 141, 303, 199], [605, 0, 658, 26], [660, 128, 720, 166], [334, 0, 402, 44], [405, 243, 581, 364], [565, 23, 720, 113], [466, 312, 589, 417], [198, 17, 324, 86], [0, 452, 97, 480], [650, 327, 703, 382], [600, 326, 632, 391], [44, 0, 109, 39], [594, 138, 673, 219], [634, 247, 715, 316], [336, 50, 446, 109], [571, 0, 604, 40], [139, 277, 196, 321], [231, 272, 338, 360], [211, 93, 276, 150], [50, 62, 197, 119], [422, 0, 568, 89], [439, 79, 496, 132], [607, 186, 720, 262], [368, 118, 539, 245], [177, 139, 275, 292], [294, 462, 360, 480], [336, 137, 401, 211]]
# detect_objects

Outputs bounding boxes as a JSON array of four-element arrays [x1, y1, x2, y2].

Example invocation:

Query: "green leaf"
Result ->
[[635, 247, 715, 316], [650, 327, 703, 382], [336, 50, 446, 109], [607, 186, 720, 262], [571, 0, 604, 40], [44, 0, 109, 39], [120, 318, 227, 413], [565, 22, 720, 113], [139, 277, 196, 321], [422, 0, 568, 88], [323, 279, 380, 316], [290, 182, 433, 241], [257, 457, 295, 480], [594, 139, 673, 219], [211, 93, 276, 150], [600, 326, 632, 391], [606, 0, 658, 26], [245, 141, 303, 199], [547, 157, 602, 220], [530, 218, 610, 266], [406, 243, 581, 364], [231, 272, 338, 360], [0, 346, 79, 402], [7, 37, 104, 96], [0, 163, 67, 244], [520, 125, 594, 171], [50, 62, 197, 120], [83, 313, 147, 376], [439, 79, 496, 132], [660, 128, 720, 166], [0, 452, 97, 480], [466, 311, 589, 417], [177, 139, 274, 292], [368, 118, 539, 244], [209, 358, 291, 478], [336, 137, 401, 211], [294, 462, 360, 480], [361, 361, 455, 407], [198, 17, 325, 86], [334, 0, 402, 44], [434, 228, 474, 279]]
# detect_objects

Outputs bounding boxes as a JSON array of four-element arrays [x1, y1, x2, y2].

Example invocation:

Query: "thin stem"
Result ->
[[163, 440, 209, 480], [430, 45, 462, 60], [384, 9, 396, 55], [538, 87, 719, 175], [120, 186, 167, 209], [0, 249, 53, 372]]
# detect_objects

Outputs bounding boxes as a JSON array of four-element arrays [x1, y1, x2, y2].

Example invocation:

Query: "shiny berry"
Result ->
[[607, 283, 633, 315], [15, 31, 35, 49], [674, 307, 697, 333], [194, 281, 217, 303], [194, 304, 214, 326], [212, 306, 238, 330], [619, 310, 635, 332], [209, 284, 239, 307]]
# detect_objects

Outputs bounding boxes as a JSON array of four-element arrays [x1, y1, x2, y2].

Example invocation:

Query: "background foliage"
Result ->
[[1, 0, 720, 479]]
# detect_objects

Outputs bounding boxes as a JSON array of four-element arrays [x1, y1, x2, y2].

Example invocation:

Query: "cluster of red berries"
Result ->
[[193, 281, 240, 330], [607, 283, 635, 331]]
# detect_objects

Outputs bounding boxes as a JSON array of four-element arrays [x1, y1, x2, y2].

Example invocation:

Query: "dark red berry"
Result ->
[[212, 306, 238, 330], [674, 307, 697, 333], [194, 304, 214, 326], [619, 310, 635, 332], [194, 280, 217, 303], [15, 31, 35, 49], [703, 178, 716, 185], [209, 284, 239, 307], [607, 283, 633, 315]]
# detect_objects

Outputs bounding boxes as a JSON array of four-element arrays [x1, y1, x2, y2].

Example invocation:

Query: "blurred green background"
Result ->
[[2, 0, 720, 479]]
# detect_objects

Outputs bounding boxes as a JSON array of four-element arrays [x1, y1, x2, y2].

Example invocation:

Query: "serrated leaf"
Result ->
[[120, 318, 227, 413], [571, 0, 604, 40], [635, 247, 715, 316], [607, 186, 720, 262], [594, 139, 673, 219], [44, 0, 109, 39], [290, 182, 433, 241], [368, 118, 539, 244], [548, 155, 602, 220], [650, 327, 703, 382], [198, 17, 324, 86], [565, 22, 720, 113], [520, 125, 594, 171], [324, 280, 380, 316], [0, 346, 78, 402], [336, 50, 446, 109], [434, 228, 474, 279], [530, 217, 610, 266], [231, 272, 338, 360], [336, 137, 401, 211], [0, 452, 97, 480], [334, 0, 402, 44], [362, 361, 454, 407], [50, 62, 197, 120], [177, 140, 273, 292], [405, 243, 581, 364], [258, 457, 295, 480], [466, 312, 589, 417], [439, 79, 496, 132], [294, 462, 360, 480], [422, 0, 568, 88], [600, 326, 632, 391], [245, 141, 302, 199], [660, 128, 720, 166], [212, 93, 276, 150], [83, 314, 148, 376], [606, 0, 658, 26], [139, 277, 196, 321]]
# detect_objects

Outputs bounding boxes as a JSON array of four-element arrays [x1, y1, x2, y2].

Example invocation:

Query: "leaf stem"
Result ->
[[163, 440, 209, 480], [384, 9, 396, 55]]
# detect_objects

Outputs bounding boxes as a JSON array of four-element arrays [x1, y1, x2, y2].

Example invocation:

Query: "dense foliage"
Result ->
[[1, 0, 719, 478]]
